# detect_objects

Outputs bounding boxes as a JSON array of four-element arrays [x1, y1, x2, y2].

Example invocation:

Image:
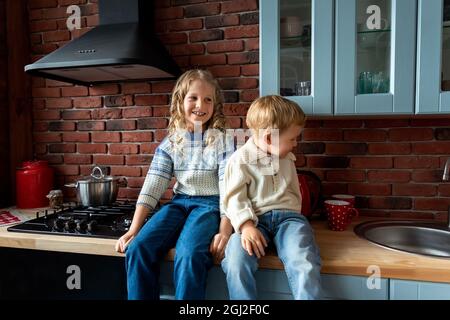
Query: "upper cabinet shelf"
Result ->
[[357, 29, 392, 34], [260, 0, 450, 116]]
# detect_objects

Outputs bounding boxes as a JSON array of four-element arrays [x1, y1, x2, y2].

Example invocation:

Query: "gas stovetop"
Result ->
[[7, 202, 136, 239]]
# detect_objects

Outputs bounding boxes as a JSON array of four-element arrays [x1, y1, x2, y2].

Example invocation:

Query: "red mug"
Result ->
[[331, 194, 356, 207], [324, 200, 359, 231]]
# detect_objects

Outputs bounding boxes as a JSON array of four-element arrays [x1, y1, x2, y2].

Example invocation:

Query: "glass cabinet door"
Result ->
[[260, 0, 333, 115], [280, 1, 312, 99], [443, 0, 450, 93], [416, 0, 450, 113], [335, 0, 416, 114]]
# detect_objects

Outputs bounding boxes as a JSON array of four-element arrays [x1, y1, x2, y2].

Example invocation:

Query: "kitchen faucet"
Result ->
[[448, 207, 450, 229], [443, 157, 450, 181], [443, 157, 450, 228]]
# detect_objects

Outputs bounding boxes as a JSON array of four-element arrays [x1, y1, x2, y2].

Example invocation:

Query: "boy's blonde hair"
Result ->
[[246, 95, 306, 133], [168, 69, 226, 142]]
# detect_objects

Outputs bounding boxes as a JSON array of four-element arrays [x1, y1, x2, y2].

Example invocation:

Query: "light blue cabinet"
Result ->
[[390, 279, 450, 300], [335, 0, 416, 115], [161, 263, 298, 300], [261, 0, 450, 115], [260, 0, 334, 115], [160, 261, 450, 300], [260, 0, 417, 115], [159, 262, 389, 300], [416, 0, 450, 113], [322, 274, 389, 300]]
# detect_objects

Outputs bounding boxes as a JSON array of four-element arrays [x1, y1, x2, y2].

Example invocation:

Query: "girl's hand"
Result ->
[[209, 233, 230, 261], [240, 223, 267, 259], [115, 231, 137, 253], [115, 205, 149, 253]]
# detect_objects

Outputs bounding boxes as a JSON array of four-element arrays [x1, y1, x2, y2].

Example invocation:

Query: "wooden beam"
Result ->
[[6, 0, 33, 205], [0, 0, 10, 207]]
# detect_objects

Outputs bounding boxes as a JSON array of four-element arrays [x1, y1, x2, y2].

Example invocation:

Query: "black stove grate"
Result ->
[[7, 202, 136, 239]]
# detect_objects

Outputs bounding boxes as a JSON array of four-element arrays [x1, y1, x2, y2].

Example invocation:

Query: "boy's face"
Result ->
[[183, 79, 215, 131], [269, 124, 302, 158]]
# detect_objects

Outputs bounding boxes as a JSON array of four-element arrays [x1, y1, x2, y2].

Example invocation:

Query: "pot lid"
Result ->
[[77, 166, 118, 183], [77, 175, 117, 183]]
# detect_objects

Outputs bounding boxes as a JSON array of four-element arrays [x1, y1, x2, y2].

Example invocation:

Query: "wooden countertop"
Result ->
[[1, 208, 450, 283]]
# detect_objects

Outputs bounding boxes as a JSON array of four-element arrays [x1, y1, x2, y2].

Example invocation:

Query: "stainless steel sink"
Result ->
[[354, 220, 450, 258]]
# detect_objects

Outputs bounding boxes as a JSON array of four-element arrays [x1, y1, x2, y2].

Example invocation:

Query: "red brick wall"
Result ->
[[303, 118, 450, 221], [0, 0, 11, 207], [28, 0, 450, 221], [29, 0, 259, 200]]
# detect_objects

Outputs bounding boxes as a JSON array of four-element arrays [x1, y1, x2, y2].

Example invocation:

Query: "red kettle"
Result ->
[[16, 160, 54, 208], [297, 170, 322, 217]]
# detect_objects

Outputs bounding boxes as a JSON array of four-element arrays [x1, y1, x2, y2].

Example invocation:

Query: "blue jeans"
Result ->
[[125, 194, 220, 300], [221, 210, 322, 300]]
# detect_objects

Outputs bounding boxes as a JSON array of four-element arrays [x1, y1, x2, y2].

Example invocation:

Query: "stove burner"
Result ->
[[7, 201, 137, 239], [123, 218, 132, 228]]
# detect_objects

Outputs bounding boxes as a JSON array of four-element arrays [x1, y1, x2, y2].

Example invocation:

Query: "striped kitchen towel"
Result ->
[[0, 210, 21, 226]]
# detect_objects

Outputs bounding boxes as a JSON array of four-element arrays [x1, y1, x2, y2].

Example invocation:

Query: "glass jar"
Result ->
[[46, 190, 64, 208], [295, 80, 311, 96]]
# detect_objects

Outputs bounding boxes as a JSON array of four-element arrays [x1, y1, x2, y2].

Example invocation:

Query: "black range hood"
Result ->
[[24, 0, 181, 86]]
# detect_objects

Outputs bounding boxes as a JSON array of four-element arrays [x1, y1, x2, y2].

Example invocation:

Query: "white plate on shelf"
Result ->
[[358, 31, 390, 50]]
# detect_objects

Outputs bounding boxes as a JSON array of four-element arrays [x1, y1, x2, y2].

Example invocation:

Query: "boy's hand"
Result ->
[[240, 221, 268, 258], [209, 233, 230, 261]]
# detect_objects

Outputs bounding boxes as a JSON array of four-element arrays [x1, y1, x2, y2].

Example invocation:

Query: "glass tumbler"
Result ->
[[358, 71, 373, 94]]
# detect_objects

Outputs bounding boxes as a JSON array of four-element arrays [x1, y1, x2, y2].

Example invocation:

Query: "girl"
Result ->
[[115, 69, 234, 300]]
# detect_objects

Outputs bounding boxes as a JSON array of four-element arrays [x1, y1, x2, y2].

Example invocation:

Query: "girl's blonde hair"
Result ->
[[168, 69, 226, 146], [246, 95, 306, 133]]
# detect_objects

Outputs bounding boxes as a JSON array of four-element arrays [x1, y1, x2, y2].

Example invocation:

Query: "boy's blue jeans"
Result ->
[[221, 210, 322, 300], [125, 194, 220, 300]]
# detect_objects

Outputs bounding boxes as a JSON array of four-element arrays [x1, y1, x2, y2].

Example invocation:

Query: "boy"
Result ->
[[221, 95, 322, 300]]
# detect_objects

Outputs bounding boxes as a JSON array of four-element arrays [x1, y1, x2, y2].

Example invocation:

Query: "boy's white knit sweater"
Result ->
[[223, 138, 302, 233]]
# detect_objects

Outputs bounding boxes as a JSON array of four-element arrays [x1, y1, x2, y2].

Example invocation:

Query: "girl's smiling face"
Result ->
[[183, 79, 215, 131]]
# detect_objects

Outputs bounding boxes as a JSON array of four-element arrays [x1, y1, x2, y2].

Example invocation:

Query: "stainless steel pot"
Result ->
[[65, 166, 125, 206]]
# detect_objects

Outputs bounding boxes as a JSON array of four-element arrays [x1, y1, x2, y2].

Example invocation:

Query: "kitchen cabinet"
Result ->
[[335, 0, 416, 115], [260, 0, 334, 115], [321, 274, 389, 300], [0, 247, 127, 299], [416, 0, 450, 113], [164, 264, 450, 300], [261, 0, 445, 116], [390, 279, 450, 300], [160, 263, 390, 300], [162, 263, 293, 300], [2, 248, 449, 300]]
